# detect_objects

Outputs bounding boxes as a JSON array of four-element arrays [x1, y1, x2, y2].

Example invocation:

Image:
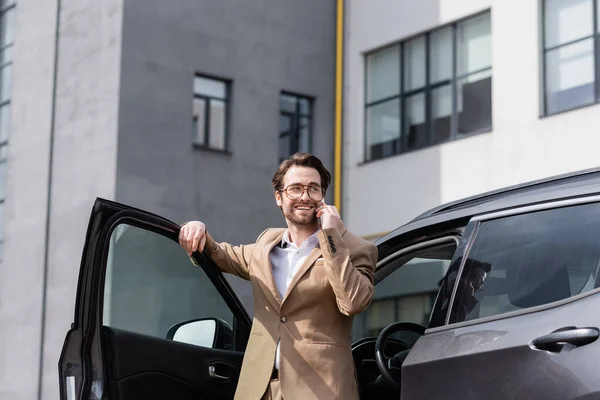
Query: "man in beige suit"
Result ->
[[179, 153, 378, 400]]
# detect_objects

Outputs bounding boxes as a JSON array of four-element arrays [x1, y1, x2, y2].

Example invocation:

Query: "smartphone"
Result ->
[[318, 200, 325, 227]]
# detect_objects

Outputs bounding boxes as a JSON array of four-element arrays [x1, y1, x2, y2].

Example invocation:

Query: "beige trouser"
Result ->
[[261, 378, 282, 400]]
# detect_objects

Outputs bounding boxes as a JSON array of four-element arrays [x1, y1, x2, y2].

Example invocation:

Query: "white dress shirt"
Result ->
[[269, 229, 320, 369]]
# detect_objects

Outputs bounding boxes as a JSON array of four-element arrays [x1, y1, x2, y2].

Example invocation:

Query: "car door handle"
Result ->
[[532, 327, 599, 352], [208, 365, 230, 381]]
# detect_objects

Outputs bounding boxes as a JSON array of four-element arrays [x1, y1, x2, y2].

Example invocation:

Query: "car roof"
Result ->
[[375, 166, 600, 248]]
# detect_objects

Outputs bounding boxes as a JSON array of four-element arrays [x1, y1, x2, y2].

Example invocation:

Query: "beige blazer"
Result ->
[[204, 224, 378, 400]]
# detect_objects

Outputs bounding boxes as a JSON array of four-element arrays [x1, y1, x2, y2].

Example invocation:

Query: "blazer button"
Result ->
[[280, 316, 287, 323]]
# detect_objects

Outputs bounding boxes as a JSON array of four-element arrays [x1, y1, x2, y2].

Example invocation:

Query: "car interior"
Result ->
[[349, 242, 457, 399]]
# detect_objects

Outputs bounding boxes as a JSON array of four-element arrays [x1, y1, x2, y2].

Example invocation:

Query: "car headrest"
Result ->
[[506, 263, 571, 309]]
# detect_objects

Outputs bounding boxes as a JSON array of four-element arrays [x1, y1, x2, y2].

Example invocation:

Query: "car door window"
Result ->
[[450, 202, 600, 324], [352, 241, 456, 342], [103, 223, 235, 349]]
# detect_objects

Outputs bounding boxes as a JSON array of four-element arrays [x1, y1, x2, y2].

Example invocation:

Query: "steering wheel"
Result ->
[[375, 322, 426, 389]]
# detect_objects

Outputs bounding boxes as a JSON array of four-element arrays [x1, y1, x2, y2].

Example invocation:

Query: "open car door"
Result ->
[[58, 198, 251, 400]]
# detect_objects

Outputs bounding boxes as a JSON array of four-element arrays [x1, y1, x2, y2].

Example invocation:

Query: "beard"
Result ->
[[282, 201, 318, 226]]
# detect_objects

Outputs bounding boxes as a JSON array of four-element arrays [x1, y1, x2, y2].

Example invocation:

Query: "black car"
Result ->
[[60, 167, 600, 399]]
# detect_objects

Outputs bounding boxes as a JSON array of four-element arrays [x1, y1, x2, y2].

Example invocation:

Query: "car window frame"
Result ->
[[90, 212, 252, 352], [62, 199, 253, 400], [367, 235, 462, 334], [429, 193, 600, 333]]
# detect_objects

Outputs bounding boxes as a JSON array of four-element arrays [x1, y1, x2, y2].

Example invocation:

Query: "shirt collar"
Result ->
[[280, 229, 320, 249]]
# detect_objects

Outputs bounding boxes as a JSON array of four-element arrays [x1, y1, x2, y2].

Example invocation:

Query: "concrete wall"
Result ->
[[115, 0, 337, 312], [41, 1, 123, 397], [0, 1, 124, 399], [343, 0, 600, 238], [0, 1, 58, 399]]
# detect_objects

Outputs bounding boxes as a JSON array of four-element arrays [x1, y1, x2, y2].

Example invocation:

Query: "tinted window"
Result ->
[[103, 224, 235, 349], [450, 202, 600, 323]]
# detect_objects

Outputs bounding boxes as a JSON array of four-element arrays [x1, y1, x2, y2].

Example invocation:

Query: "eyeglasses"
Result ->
[[281, 184, 324, 201]]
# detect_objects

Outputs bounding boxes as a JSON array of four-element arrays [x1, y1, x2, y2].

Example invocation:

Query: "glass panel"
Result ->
[[0, 103, 10, 143], [366, 98, 400, 160], [0, 160, 6, 200], [192, 98, 205, 145], [403, 36, 426, 91], [1, 7, 15, 47], [366, 45, 400, 103], [429, 27, 453, 83], [545, 38, 595, 114], [450, 202, 600, 324], [194, 76, 226, 99], [299, 98, 311, 115], [352, 243, 455, 341], [0, 202, 4, 241], [208, 99, 226, 150], [1, 45, 11, 65], [299, 116, 310, 152], [431, 84, 452, 143], [279, 134, 291, 161], [545, 0, 593, 48], [280, 94, 297, 113], [279, 114, 291, 134], [0, 63, 11, 102], [365, 299, 396, 337], [103, 224, 235, 349], [405, 93, 426, 150], [457, 13, 492, 76], [457, 69, 492, 136], [1, 0, 16, 9]]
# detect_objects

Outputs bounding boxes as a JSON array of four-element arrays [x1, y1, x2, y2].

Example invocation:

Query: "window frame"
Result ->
[[279, 91, 313, 163], [363, 9, 492, 163], [192, 73, 231, 154], [351, 236, 460, 340], [540, 0, 600, 116], [434, 194, 600, 332]]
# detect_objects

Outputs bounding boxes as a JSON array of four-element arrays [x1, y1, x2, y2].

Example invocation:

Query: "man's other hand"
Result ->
[[179, 221, 207, 255]]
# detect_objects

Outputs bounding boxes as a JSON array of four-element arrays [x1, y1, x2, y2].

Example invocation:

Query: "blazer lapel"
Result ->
[[282, 246, 322, 304], [258, 232, 285, 308]]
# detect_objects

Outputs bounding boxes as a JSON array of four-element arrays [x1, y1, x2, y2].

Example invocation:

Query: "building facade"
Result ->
[[344, 0, 600, 338], [0, 1, 336, 399]]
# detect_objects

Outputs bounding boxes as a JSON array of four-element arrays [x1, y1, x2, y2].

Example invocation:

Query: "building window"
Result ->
[[279, 92, 312, 162], [542, 0, 600, 115], [193, 75, 229, 151], [0, 0, 15, 258], [364, 11, 492, 161]]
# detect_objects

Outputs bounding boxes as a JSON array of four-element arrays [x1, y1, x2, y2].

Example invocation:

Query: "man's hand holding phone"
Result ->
[[316, 200, 341, 230]]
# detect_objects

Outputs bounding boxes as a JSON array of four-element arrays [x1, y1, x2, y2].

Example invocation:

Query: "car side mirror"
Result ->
[[166, 317, 233, 350]]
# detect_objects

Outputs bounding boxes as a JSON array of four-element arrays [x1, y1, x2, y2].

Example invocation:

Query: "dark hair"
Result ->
[[272, 152, 332, 192]]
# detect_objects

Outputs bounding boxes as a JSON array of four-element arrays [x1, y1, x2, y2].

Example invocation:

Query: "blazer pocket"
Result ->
[[308, 339, 348, 349], [310, 330, 348, 349]]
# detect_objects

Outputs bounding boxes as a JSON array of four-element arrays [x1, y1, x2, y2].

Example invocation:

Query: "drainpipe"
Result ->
[[334, 0, 344, 215]]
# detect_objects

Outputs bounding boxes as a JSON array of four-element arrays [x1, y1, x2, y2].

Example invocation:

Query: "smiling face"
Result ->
[[275, 166, 322, 228]]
